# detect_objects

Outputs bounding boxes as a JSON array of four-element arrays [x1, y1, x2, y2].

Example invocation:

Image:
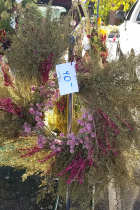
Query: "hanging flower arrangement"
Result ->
[[1, 4, 140, 208]]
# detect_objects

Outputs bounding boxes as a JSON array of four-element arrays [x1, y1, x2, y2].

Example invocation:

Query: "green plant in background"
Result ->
[[84, 0, 135, 25]]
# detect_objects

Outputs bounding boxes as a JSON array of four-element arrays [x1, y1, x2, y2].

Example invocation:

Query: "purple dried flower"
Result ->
[[35, 116, 41, 122], [88, 114, 93, 121], [60, 133, 64, 137], [91, 132, 96, 138], [77, 119, 82, 124], [82, 113, 87, 119], [70, 149, 74, 153], [31, 86, 36, 91], [80, 129, 84, 133], [29, 108, 35, 114], [87, 123, 92, 131]]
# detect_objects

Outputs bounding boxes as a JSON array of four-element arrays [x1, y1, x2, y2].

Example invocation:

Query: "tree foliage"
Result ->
[[84, 0, 136, 24]]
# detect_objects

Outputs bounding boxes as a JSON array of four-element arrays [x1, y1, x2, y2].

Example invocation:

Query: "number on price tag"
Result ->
[[56, 62, 79, 96]]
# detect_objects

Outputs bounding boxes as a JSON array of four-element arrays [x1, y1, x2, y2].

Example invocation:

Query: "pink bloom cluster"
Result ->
[[49, 137, 63, 152], [49, 110, 96, 154], [24, 84, 60, 148], [78, 112, 96, 138], [66, 131, 95, 153], [31, 84, 59, 101], [37, 134, 46, 148], [23, 122, 31, 134], [23, 99, 55, 148], [29, 104, 45, 129], [0, 97, 22, 116]]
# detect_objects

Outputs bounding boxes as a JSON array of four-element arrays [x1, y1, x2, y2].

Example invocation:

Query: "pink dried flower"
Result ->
[[45, 107, 49, 112], [71, 136, 76, 141], [37, 121, 44, 128], [85, 136, 89, 142], [60, 133, 64, 137], [38, 135, 46, 147], [55, 89, 59, 98], [70, 144, 75, 148], [85, 144, 89, 149], [35, 111, 40, 115], [67, 140, 71, 145], [29, 108, 35, 114], [81, 121, 85, 126], [87, 124, 92, 131], [47, 100, 54, 108], [37, 141, 44, 148], [80, 129, 84, 133], [41, 137, 46, 144], [79, 138, 83, 144], [77, 119, 82, 124], [37, 106, 42, 111], [57, 147, 61, 152], [53, 72, 57, 78], [40, 86, 44, 90], [88, 114, 93, 121], [70, 149, 74, 153], [82, 113, 87, 119], [50, 81, 55, 86], [114, 151, 118, 156], [70, 140, 75, 144], [75, 141, 79, 145], [31, 86, 36, 91], [35, 116, 41, 122], [25, 126, 31, 133], [58, 140, 63, 145], [91, 132, 96, 138], [84, 127, 88, 132], [50, 145, 56, 150]]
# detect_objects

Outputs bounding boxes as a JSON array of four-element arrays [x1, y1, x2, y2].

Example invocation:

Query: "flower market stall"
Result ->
[[1, 1, 140, 210]]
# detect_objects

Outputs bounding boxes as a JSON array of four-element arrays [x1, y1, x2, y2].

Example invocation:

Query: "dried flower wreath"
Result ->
[[1, 5, 140, 208]]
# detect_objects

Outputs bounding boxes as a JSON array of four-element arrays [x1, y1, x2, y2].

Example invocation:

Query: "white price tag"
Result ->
[[83, 35, 90, 51], [16, 0, 23, 4], [56, 62, 79, 96]]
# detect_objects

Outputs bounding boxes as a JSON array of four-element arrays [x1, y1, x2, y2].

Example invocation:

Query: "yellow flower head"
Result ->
[[97, 17, 101, 26], [98, 27, 107, 36]]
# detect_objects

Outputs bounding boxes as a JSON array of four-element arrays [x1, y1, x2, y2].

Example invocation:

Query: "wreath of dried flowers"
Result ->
[[1, 4, 140, 209]]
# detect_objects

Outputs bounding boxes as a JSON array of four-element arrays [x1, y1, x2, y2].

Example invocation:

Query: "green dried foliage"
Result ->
[[78, 52, 140, 132], [0, 0, 38, 32], [6, 5, 72, 85], [0, 6, 71, 140]]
